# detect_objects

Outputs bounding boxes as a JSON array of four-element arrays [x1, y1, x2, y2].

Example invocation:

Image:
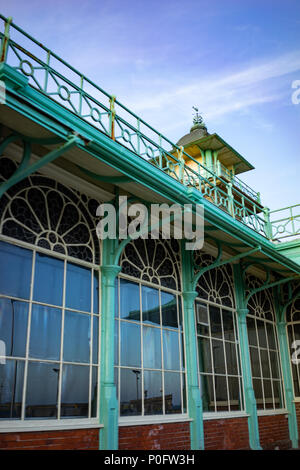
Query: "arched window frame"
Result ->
[[194, 251, 244, 415], [246, 274, 285, 411], [115, 237, 187, 420], [0, 156, 102, 429]]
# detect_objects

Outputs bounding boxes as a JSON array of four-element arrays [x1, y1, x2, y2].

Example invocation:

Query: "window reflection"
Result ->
[[120, 368, 141, 416], [142, 286, 160, 325], [26, 361, 58, 419], [65, 263, 91, 312], [121, 322, 141, 368], [164, 372, 181, 414], [0, 359, 24, 418], [144, 370, 162, 415], [33, 253, 64, 306], [61, 364, 89, 417], [161, 292, 178, 328], [0, 298, 28, 358], [63, 311, 91, 363], [143, 326, 161, 369], [30, 305, 61, 361], [120, 280, 140, 320], [0, 241, 32, 300]]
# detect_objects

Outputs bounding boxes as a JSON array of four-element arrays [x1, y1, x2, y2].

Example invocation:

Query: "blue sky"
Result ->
[[1, 0, 300, 213]]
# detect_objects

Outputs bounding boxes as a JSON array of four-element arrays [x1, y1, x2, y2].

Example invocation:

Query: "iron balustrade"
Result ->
[[0, 15, 269, 239], [270, 204, 300, 241]]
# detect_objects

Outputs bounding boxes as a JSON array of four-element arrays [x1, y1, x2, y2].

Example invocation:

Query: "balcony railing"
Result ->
[[208, 162, 261, 204], [0, 15, 271, 239], [270, 204, 300, 241]]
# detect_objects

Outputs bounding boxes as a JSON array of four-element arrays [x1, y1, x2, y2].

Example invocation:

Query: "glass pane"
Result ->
[[200, 374, 215, 412], [161, 292, 178, 328], [222, 310, 235, 341], [144, 370, 162, 415], [63, 311, 90, 363], [250, 347, 261, 378], [228, 376, 242, 411], [120, 322, 141, 368], [253, 378, 264, 409], [215, 375, 229, 411], [163, 329, 180, 371], [273, 380, 284, 409], [120, 368, 141, 416], [65, 263, 91, 312], [0, 298, 28, 358], [91, 366, 98, 418], [29, 305, 61, 361], [198, 337, 212, 373], [246, 316, 257, 346], [263, 380, 273, 409], [209, 305, 222, 339], [260, 349, 271, 378], [257, 320, 267, 348], [143, 326, 161, 369], [0, 241, 32, 299], [33, 253, 64, 305], [196, 303, 208, 325], [114, 320, 119, 366], [25, 361, 58, 419], [0, 359, 24, 419], [142, 286, 160, 326], [266, 323, 276, 350], [92, 316, 99, 364], [225, 341, 238, 375], [269, 351, 280, 379], [212, 339, 226, 374], [119, 280, 140, 321], [61, 364, 89, 417], [164, 372, 181, 414], [93, 271, 99, 314]]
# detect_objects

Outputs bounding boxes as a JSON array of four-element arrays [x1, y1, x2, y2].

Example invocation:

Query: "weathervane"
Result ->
[[192, 106, 204, 126]]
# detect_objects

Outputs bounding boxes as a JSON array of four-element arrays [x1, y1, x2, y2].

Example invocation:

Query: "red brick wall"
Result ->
[[119, 422, 190, 450], [0, 428, 99, 450], [295, 402, 300, 435], [258, 414, 291, 450], [204, 417, 249, 450]]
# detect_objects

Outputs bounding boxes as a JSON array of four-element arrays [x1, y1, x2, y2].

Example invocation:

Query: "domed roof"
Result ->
[[176, 122, 209, 147], [176, 109, 209, 147]]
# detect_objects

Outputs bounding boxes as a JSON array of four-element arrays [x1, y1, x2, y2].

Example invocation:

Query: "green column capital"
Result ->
[[100, 265, 121, 285], [182, 290, 198, 302], [237, 308, 249, 322]]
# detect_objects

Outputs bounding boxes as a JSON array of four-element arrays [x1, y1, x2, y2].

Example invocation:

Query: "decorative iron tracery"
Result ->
[[0, 156, 101, 264], [246, 274, 274, 321], [194, 251, 235, 308], [119, 237, 181, 291]]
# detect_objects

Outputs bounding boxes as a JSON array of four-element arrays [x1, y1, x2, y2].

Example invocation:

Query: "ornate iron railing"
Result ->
[[0, 15, 269, 238], [270, 204, 300, 241]]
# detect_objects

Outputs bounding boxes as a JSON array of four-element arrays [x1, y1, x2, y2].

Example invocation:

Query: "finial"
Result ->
[[192, 106, 204, 126]]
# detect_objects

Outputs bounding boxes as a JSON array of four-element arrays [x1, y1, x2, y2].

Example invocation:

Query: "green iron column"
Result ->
[[233, 263, 262, 450], [181, 242, 204, 450], [99, 238, 121, 450], [274, 290, 298, 448]]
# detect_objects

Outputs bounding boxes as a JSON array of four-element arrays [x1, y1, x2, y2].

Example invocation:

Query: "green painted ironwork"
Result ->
[[181, 243, 204, 450], [233, 263, 262, 450], [270, 204, 300, 241], [0, 14, 271, 240], [273, 287, 299, 448]]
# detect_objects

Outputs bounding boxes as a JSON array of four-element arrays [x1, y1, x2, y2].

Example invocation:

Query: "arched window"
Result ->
[[246, 275, 285, 410], [194, 251, 243, 413], [0, 157, 100, 423], [115, 238, 186, 418], [286, 297, 300, 397]]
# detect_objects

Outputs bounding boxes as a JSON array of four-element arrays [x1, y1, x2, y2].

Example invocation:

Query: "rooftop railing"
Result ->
[[0, 15, 270, 239], [270, 204, 300, 241]]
